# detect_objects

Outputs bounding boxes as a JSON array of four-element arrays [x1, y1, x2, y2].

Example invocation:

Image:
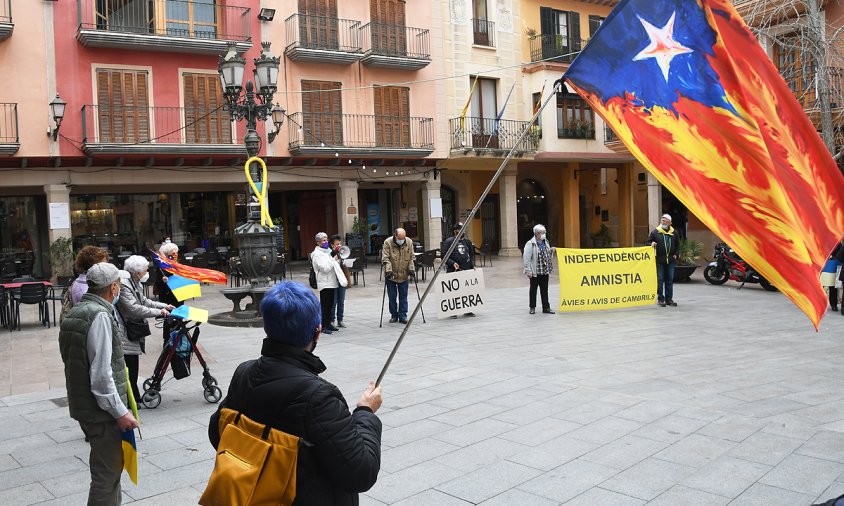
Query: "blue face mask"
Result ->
[[112, 292, 120, 306], [395, 238, 405, 246], [320, 241, 329, 249]]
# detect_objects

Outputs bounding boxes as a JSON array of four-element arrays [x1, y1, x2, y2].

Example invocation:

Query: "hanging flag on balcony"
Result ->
[[493, 82, 516, 135], [564, 0, 844, 328], [459, 75, 480, 131]]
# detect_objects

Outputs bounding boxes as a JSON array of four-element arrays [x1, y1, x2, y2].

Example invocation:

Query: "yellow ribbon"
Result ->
[[244, 156, 274, 228]]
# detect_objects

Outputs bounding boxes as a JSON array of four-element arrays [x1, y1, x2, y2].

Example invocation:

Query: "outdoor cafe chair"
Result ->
[[13, 283, 50, 330]]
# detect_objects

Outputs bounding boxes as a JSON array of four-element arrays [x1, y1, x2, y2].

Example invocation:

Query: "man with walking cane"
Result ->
[[381, 228, 415, 324]]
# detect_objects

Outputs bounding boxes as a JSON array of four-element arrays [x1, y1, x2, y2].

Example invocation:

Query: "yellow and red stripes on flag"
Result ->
[[459, 75, 480, 131], [567, 0, 844, 327]]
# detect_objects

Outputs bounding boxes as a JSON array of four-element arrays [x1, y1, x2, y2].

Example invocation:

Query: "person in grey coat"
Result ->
[[117, 255, 174, 402]]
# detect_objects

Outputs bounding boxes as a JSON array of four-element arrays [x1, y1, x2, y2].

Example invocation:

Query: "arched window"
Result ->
[[517, 179, 548, 247]]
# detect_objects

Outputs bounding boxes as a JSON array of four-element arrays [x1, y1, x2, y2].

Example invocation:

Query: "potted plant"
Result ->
[[48, 236, 75, 285], [674, 238, 703, 282], [591, 224, 612, 248]]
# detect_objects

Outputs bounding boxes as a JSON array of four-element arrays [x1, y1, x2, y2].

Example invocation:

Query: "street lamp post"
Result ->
[[213, 42, 283, 325]]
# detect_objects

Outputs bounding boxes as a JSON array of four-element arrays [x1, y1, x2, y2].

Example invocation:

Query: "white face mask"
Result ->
[[661, 224, 670, 230], [540, 233, 546, 241], [139, 272, 150, 283]]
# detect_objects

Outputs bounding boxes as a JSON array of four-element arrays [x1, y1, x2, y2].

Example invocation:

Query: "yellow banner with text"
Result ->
[[556, 247, 657, 311]]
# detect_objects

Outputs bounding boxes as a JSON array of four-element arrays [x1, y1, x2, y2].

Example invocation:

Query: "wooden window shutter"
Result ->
[[184, 73, 232, 144], [374, 86, 409, 147], [302, 80, 343, 146], [95, 69, 149, 143], [569, 12, 581, 52]]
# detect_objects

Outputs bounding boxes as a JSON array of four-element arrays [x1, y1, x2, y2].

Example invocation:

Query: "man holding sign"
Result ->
[[441, 223, 477, 318], [523, 224, 555, 314]]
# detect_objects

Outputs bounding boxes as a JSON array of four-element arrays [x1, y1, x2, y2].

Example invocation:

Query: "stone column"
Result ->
[[562, 162, 580, 248], [647, 172, 662, 230], [498, 166, 520, 256], [336, 180, 359, 239], [617, 164, 633, 247], [44, 184, 71, 281], [421, 176, 441, 250]]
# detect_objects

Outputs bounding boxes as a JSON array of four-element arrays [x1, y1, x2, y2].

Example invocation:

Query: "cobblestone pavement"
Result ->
[[3, 256, 844, 505]]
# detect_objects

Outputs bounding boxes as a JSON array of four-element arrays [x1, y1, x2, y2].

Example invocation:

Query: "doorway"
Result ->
[[517, 179, 548, 248], [480, 194, 499, 252]]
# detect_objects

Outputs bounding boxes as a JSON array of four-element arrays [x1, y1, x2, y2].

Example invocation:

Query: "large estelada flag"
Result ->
[[565, 0, 844, 327]]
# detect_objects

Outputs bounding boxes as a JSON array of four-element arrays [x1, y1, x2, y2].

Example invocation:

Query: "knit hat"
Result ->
[[86, 263, 120, 289], [661, 214, 672, 223], [453, 222, 463, 231]]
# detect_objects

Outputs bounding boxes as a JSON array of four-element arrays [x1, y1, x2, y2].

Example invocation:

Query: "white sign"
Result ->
[[430, 198, 443, 219], [49, 203, 70, 229], [435, 268, 486, 318], [408, 206, 418, 221]]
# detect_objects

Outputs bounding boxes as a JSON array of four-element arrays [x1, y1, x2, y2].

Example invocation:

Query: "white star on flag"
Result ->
[[633, 12, 693, 82]]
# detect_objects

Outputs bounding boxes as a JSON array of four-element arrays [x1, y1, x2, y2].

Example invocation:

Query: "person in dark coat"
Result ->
[[441, 222, 475, 273], [828, 239, 844, 313], [154, 241, 183, 345], [208, 281, 383, 505], [647, 214, 680, 307]]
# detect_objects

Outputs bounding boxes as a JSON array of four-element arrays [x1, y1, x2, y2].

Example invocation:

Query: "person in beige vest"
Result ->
[[381, 228, 416, 323]]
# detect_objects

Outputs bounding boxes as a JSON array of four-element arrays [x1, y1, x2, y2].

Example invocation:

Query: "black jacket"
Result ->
[[647, 226, 680, 264], [209, 339, 382, 505], [440, 236, 475, 272]]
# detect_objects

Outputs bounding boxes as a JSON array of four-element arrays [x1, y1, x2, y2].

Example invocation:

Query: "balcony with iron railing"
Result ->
[[77, 0, 252, 54], [779, 64, 844, 111], [284, 13, 362, 64], [449, 117, 537, 154], [0, 103, 18, 155], [0, 0, 12, 41], [359, 22, 431, 70], [81, 105, 245, 155], [287, 112, 434, 156], [603, 122, 628, 153], [472, 18, 495, 47], [529, 35, 585, 63]]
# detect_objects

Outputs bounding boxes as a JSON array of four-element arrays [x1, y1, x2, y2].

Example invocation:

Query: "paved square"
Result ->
[[3, 256, 844, 504]]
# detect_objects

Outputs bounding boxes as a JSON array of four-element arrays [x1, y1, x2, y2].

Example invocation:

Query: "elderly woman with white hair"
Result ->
[[118, 255, 175, 401], [523, 224, 556, 315]]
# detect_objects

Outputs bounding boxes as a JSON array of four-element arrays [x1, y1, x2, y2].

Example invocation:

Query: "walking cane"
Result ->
[[379, 279, 388, 328], [412, 274, 426, 323]]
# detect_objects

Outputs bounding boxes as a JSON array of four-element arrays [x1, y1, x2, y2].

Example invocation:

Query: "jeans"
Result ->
[[656, 262, 675, 301], [331, 285, 346, 323], [529, 274, 550, 310], [386, 280, 409, 319], [319, 288, 336, 327], [78, 420, 123, 506]]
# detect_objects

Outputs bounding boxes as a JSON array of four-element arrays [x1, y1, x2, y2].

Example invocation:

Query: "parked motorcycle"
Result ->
[[703, 242, 777, 291]]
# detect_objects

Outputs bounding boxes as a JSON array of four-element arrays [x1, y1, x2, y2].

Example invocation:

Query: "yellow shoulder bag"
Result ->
[[199, 408, 299, 506]]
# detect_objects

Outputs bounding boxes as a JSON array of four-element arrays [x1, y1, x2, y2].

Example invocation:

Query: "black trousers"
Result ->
[[320, 288, 336, 327], [124, 354, 141, 401], [529, 274, 550, 310], [830, 287, 840, 309]]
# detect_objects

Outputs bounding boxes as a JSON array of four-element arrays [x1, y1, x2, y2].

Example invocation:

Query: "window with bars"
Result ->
[[556, 91, 594, 139], [301, 80, 344, 146], [370, 0, 407, 54], [539, 7, 581, 60], [96, 68, 150, 143], [183, 73, 231, 144]]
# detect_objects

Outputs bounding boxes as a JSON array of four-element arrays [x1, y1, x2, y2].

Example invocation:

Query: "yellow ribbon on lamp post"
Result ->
[[244, 156, 274, 228]]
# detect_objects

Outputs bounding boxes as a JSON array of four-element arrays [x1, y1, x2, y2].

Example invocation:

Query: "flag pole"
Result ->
[[376, 80, 565, 388]]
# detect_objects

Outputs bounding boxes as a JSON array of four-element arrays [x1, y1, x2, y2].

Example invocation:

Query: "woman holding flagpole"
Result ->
[[118, 255, 174, 402]]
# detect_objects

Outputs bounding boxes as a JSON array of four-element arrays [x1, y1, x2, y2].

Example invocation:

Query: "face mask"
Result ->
[[540, 233, 546, 241], [395, 238, 405, 246], [112, 292, 120, 306], [661, 224, 670, 230], [140, 272, 150, 283], [320, 241, 329, 249]]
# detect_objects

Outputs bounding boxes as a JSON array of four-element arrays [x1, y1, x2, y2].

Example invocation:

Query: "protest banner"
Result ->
[[435, 268, 486, 318], [556, 247, 657, 311]]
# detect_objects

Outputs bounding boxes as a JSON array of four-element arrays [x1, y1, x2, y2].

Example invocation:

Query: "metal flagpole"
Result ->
[[375, 79, 565, 387]]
